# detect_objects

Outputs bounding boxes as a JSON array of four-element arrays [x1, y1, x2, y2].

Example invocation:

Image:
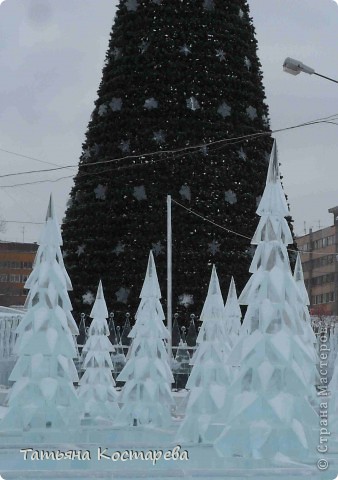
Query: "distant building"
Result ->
[[0, 242, 38, 307], [296, 206, 338, 316]]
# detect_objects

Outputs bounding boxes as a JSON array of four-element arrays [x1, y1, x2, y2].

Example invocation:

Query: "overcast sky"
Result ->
[[1, 0, 338, 243]]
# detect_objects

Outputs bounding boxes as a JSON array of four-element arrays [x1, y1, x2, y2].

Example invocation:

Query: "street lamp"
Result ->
[[283, 57, 338, 84]]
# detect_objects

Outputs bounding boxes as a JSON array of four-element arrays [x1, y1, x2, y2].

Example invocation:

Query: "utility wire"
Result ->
[[1, 111, 338, 181]]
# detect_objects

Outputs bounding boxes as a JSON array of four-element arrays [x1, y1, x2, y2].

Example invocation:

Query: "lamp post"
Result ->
[[283, 57, 338, 84], [284, 57, 338, 317]]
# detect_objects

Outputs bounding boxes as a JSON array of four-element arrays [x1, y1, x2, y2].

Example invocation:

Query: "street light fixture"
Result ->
[[283, 57, 338, 84]]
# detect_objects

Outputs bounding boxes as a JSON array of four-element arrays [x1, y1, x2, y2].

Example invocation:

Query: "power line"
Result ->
[[1, 111, 338, 183]]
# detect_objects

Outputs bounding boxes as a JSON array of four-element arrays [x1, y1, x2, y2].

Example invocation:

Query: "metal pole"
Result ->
[[167, 195, 172, 364]]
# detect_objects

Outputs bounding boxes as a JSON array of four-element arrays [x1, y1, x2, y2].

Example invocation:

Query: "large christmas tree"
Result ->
[[62, 0, 273, 315]]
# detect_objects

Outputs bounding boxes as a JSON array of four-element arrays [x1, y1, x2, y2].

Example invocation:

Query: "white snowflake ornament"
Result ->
[[216, 49, 226, 62], [109, 97, 123, 112], [180, 44, 191, 56], [179, 185, 191, 201], [208, 240, 220, 256], [239, 8, 244, 18], [153, 130, 166, 144], [218, 102, 231, 118], [115, 287, 130, 304], [238, 147, 247, 161], [133, 185, 147, 201], [244, 56, 251, 70], [83, 291, 95, 305], [113, 242, 125, 256], [225, 190, 237, 205], [203, 0, 215, 10], [82, 148, 91, 160], [125, 0, 138, 11], [119, 140, 130, 153], [112, 47, 121, 60], [186, 96, 200, 111], [98, 104, 108, 116], [139, 40, 149, 54], [246, 106, 258, 120], [77, 244, 85, 256], [94, 184, 107, 200], [144, 97, 158, 110], [152, 241, 164, 256], [178, 294, 194, 308]]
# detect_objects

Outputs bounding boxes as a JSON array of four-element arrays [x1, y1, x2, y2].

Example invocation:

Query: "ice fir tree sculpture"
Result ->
[[77, 281, 119, 422], [177, 266, 232, 443], [2, 195, 79, 430], [116, 251, 174, 427], [293, 253, 317, 351], [215, 141, 318, 461], [224, 276, 242, 348]]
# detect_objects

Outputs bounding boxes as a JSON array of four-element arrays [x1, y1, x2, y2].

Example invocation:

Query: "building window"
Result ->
[[0, 274, 8, 282], [22, 262, 32, 269], [9, 274, 21, 283], [21, 275, 29, 283]]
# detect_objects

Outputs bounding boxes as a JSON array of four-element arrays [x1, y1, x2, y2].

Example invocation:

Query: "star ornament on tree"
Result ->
[[178, 294, 194, 308], [238, 147, 247, 161], [244, 56, 252, 70]]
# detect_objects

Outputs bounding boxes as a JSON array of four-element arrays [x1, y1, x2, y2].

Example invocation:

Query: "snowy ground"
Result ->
[[0, 422, 337, 480]]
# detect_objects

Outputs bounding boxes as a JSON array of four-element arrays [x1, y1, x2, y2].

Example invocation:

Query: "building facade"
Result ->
[[0, 242, 38, 307], [296, 206, 338, 316]]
